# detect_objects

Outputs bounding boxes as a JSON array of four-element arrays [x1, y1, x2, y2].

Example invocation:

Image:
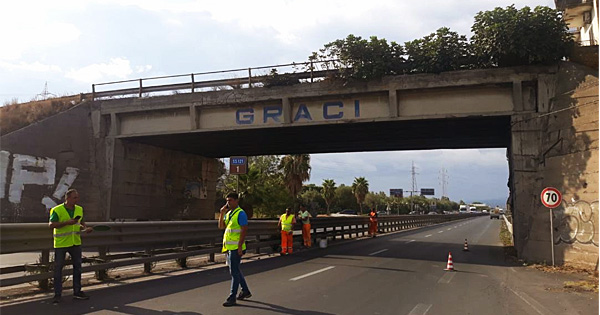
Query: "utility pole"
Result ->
[[410, 161, 418, 212], [439, 167, 449, 199]]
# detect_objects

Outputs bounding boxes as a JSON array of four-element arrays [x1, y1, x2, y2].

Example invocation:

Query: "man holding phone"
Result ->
[[218, 192, 251, 307], [48, 188, 92, 304]]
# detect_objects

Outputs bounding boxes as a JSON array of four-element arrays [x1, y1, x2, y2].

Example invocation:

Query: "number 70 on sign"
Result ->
[[540, 187, 562, 208]]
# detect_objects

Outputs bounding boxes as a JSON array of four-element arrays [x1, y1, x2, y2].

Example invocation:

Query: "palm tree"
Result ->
[[322, 179, 336, 215], [352, 177, 369, 214], [278, 154, 311, 206]]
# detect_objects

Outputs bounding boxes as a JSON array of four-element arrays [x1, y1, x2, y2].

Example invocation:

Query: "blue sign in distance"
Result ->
[[231, 157, 247, 165]]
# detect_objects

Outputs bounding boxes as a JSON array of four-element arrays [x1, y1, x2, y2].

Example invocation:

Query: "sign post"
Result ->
[[540, 187, 562, 266], [230, 156, 248, 193]]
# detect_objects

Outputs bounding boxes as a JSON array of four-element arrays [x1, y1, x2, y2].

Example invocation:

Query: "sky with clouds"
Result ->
[[1, 0, 556, 204]]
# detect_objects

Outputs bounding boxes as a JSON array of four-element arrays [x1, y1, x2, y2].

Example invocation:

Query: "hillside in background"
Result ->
[[0, 94, 87, 136]]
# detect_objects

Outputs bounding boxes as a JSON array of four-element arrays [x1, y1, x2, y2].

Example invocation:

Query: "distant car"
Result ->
[[490, 209, 500, 219], [482, 209, 488, 214], [376, 211, 388, 216], [409, 211, 417, 215], [427, 211, 438, 215]]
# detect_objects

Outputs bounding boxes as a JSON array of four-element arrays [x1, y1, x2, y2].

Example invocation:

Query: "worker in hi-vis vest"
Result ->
[[48, 188, 92, 304], [218, 192, 252, 307], [369, 208, 378, 237], [278, 207, 296, 255], [299, 204, 312, 248]]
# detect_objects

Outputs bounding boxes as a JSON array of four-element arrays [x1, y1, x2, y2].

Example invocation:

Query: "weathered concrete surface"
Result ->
[[511, 61, 599, 268], [0, 104, 103, 222], [0, 102, 219, 222], [110, 139, 220, 220]]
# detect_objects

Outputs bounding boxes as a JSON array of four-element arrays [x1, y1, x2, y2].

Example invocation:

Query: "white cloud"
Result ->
[[0, 61, 61, 73], [0, 1, 82, 61], [65, 58, 139, 83], [136, 65, 153, 73]]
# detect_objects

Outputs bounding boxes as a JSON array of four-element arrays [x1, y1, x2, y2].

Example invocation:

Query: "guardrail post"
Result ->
[[92, 84, 96, 100], [209, 239, 215, 262], [176, 241, 188, 268], [191, 74, 195, 93], [255, 236, 260, 254], [39, 249, 50, 290], [96, 246, 108, 280], [248, 68, 252, 88], [310, 60, 314, 83], [144, 246, 153, 273], [138, 79, 143, 98]]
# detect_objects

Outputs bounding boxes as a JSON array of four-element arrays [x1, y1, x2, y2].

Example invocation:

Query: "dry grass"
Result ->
[[530, 263, 599, 293], [564, 280, 598, 292], [0, 95, 86, 136]]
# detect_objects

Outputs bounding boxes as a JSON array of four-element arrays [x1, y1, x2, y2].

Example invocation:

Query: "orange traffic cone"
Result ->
[[444, 252, 455, 271], [463, 239, 469, 251]]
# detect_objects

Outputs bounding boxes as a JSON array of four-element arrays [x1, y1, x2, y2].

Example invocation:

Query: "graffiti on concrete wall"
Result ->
[[554, 199, 598, 247], [0, 150, 79, 209], [184, 178, 208, 200]]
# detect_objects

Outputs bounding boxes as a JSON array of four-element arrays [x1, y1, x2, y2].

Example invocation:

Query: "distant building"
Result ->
[[555, 0, 599, 46]]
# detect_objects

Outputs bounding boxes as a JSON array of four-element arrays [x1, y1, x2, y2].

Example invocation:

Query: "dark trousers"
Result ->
[[54, 245, 82, 296], [226, 250, 249, 301]]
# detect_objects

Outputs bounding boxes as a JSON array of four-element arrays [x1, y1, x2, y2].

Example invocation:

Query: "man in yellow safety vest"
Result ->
[[218, 192, 251, 307], [278, 207, 296, 255], [48, 189, 92, 304]]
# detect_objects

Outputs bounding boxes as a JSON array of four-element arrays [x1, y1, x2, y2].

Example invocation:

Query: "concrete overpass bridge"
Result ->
[[1, 61, 597, 268]]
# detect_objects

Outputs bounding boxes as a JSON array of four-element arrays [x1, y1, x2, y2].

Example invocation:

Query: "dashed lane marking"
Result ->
[[408, 303, 432, 315], [425, 234, 432, 238], [437, 272, 456, 284], [405, 239, 415, 244], [368, 249, 389, 256], [437, 231, 444, 234], [290, 266, 336, 281]]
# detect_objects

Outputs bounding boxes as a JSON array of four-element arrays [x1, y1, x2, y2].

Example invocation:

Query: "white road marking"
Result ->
[[454, 226, 458, 228], [437, 272, 456, 284], [447, 228, 452, 231], [408, 303, 432, 315], [425, 234, 432, 238], [505, 285, 549, 315], [405, 239, 415, 244], [368, 249, 389, 256], [290, 266, 336, 281], [510, 267, 517, 273], [437, 231, 444, 234]]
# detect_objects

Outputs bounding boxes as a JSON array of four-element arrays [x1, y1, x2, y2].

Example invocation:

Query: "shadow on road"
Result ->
[[240, 300, 335, 315]]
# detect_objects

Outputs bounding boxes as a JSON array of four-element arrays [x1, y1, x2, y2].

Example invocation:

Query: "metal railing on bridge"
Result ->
[[91, 60, 340, 100], [0, 214, 478, 288]]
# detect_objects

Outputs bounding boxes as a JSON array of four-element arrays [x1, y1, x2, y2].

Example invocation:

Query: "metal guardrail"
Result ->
[[502, 214, 513, 235], [91, 60, 340, 100], [0, 214, 476, 287]]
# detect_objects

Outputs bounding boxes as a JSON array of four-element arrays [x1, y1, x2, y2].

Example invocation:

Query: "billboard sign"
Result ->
[[390, 189, 403, 198], [420, 188, 435, 196]]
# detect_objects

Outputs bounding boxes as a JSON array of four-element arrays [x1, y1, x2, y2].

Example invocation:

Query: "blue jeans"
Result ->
[[226, 250, 249, 301], [54, 245, 82, 296]]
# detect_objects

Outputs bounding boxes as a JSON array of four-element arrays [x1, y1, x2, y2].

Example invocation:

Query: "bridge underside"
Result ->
[[125, 115, 511, 157]]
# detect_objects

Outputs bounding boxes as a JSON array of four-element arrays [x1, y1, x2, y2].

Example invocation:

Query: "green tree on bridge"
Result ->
[[471, 5, 573, 67]]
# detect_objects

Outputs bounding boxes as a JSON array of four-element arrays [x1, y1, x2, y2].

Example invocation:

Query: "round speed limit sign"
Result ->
[[541, 187, 562, 208]]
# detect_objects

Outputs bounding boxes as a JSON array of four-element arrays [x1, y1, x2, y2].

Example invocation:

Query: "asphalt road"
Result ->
[[1, 216, 597, 315]]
